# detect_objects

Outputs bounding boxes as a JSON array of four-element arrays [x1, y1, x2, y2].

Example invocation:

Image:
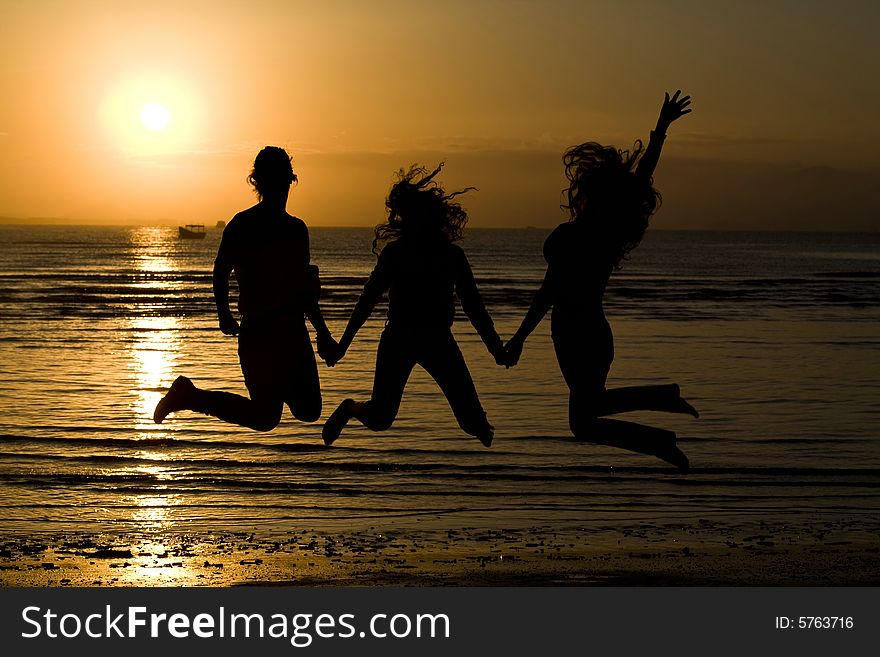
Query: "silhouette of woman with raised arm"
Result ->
[[503, 91, 697, 469], [322, 163, 504, 447], [154, 146, 335, 431]]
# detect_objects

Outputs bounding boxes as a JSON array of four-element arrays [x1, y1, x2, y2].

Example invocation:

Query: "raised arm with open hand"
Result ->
[[656, 90, 692, 132], [636, 89, 692, 181]]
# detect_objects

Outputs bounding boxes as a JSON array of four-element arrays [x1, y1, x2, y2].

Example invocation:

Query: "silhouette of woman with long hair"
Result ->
[[503, 91, 697, 469], [154, 146, 335, 430], [322, 163, 504, 447]]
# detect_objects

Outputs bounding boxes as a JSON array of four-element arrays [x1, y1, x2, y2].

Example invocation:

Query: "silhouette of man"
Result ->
[[154, 146, 335, 430]]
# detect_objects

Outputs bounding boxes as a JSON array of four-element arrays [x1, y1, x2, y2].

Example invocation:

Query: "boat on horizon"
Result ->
[[178, 224, 206, 239]]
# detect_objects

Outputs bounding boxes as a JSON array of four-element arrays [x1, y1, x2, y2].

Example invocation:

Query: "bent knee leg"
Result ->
[[569, 414, 602, 439], [358, 401, 397, 432], [364, 413, 395, 432], [249, 402, 283, 432], [290, 394, 321, 423], [569, 392, 602, 438]]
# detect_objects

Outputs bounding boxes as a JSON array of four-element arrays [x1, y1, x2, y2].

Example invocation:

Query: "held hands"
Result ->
[[656, 90, 692, 132], [316, 332, 342, 367], [487, 335, 518, 369], [489, 340, 507, 368], [499, 337, 524, 368], [491, 336, 523, 368]]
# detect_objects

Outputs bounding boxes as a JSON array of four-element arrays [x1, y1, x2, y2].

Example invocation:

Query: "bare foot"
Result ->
[[657, 444, 690, 471], [476, 429, 493, 448], [153, 376, 195, 424], [322, 399, 356, 446], [670, 397, 700, 418]]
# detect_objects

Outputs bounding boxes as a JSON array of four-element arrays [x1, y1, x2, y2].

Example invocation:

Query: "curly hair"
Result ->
[[372, 163, 475, 254], [562, 141, 661, 269], [247, 146, 298, 200]]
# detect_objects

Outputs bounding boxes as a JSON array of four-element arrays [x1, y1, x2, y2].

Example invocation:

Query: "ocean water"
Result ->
[[0, 225, 878, 539]]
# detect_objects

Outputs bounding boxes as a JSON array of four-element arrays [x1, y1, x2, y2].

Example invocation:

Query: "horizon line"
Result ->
[[1, 219, 878, 235]]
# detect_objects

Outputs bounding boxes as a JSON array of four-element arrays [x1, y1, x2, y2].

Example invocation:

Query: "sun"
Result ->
[[100, 72, 202, 154], [141, 103, 170, 131]]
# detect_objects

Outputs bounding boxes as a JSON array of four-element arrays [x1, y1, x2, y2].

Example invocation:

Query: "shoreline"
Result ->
[[2, 517, 878, 587]]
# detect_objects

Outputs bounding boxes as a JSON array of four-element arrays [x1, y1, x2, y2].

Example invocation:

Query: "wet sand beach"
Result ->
[[3, 515, 878, 587]]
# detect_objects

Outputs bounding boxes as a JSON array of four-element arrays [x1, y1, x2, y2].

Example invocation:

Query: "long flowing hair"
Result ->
[[372, 163, 474, 254], [562, 141, 661, 268]]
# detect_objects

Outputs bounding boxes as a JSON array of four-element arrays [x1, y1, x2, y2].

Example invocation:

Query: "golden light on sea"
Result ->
[[131, 492, 177, 530], [128, 227, 181, 428], [130, 316, 180, 426]]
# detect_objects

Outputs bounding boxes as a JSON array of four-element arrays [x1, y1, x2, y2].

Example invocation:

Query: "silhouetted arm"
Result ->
[[503, 266, 557, 366], [634, 131, 666, 182], [454, 248, 503, 360], [213, 229, 239, 336], [635, 90, 692, 181], [332, 246, 393, 364], [306, 306, 331, 339], [299, 227, 335, 360], [305, 272, 337, 363], [303, 266, 329, 338], [306, 303, 331, 340]]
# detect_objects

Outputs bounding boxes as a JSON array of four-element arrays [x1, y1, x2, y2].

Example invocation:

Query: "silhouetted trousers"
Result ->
[[355, 324, 492, 437], [189, 312, 321, 431], [553, 316, 677, 450]]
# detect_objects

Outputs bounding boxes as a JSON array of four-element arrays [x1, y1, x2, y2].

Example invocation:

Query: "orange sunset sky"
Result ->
[[1, 0, 879, 230]]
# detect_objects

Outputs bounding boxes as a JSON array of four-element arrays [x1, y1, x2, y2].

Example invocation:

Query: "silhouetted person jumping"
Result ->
[[502, 91, 698, 469], [154, 146, 335, 431], [322, 163, 504, 447]]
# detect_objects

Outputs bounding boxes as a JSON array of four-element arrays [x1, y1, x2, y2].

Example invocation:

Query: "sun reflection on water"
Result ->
[[131, 494, 178, 529], [130, 316, 180, 425], [128, 227, 182, 428], [115, 228, 224, 585], [121, 485, 206, 584], [123, 456, 180, 529]]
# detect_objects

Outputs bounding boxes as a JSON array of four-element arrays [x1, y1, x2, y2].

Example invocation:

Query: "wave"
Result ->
[[0, 433, 525, 457], [2, 453, 879, 483], [815, 271, 880, 278], [4, 474, 879, 499], [6, 486, 878, 511], [4, 279, 879, 319], [3, 448, 879, 475], [0, 433, 327, 452], [3, 434, 880, 472]]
